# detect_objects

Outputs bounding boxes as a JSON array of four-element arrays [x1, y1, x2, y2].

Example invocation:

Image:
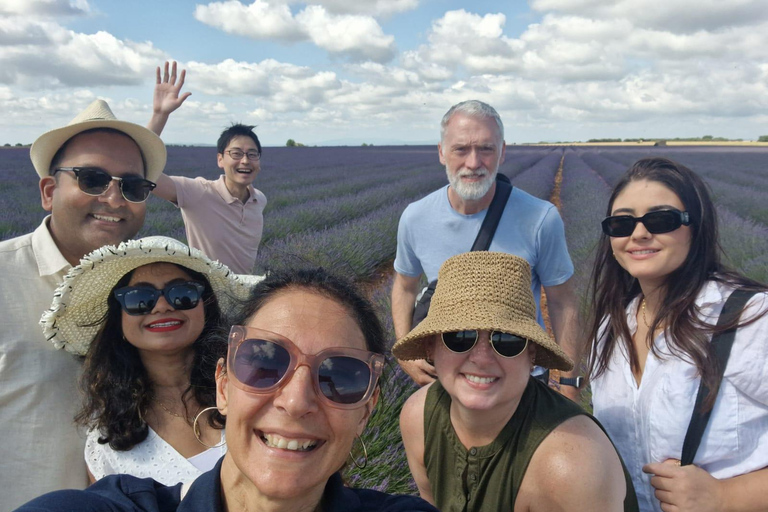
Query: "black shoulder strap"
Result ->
[[680, 289, 758, 466], [470, 176, 513, 251]]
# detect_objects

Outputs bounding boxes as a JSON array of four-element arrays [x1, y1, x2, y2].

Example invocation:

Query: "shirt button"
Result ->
[[470, 474, 477, 481], [469, 448, 477, 455]]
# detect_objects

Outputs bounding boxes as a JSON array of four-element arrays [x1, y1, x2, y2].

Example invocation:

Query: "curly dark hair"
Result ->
[[75, 264, 227, 451], [586, 157, 767, 410]]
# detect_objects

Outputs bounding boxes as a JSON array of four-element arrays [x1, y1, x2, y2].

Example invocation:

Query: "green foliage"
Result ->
[[759, 135, 768, 142], [286, 139, 296, 147]]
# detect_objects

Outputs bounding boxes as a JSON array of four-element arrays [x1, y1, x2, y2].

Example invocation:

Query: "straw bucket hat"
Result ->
[[392, 252, 573, 371], [40, 236, 264, 356], [30, 99, 167, 182]]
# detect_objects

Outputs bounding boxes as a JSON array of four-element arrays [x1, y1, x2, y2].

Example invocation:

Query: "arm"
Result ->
[[521, 415, 627, 512], [392, 272, 436, 385], [543, 278, 583, 401], [146, 61, 191, 136], [399, 385, 435, 505], [152, 174, 178, 204], [644, 461, 768, 512]]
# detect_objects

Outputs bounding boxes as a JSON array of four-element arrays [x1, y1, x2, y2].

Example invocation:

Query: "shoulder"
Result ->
[[0, 231, 33, 253], [400, 384, 430, 434], [520, 415, 626, 511], [508, 187, 556, 212], [347, 488, 439, 512], [403, 187, 447, 215]]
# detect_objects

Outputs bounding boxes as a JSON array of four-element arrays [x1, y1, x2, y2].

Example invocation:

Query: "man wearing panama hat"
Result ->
[[395, 252, 638, 512], [0, 99, 166, 510]]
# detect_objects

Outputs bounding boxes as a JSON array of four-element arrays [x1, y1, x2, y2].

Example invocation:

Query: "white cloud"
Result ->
[[0, 0, 90, 16], [309, 0, 418, 16], [194, 1, 396, 62]]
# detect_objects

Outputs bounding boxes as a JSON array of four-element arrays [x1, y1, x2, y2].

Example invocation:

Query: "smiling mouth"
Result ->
[[629, 249, 659, 255], [464, 374, 497, 385], [262, 433, 318, 452], [235, 168, 253, 174], [147, 320, 182, 328], [92, 213, 121, 223]]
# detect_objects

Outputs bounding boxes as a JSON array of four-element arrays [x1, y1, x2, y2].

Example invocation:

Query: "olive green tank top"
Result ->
[[423, 378, 638, 512]]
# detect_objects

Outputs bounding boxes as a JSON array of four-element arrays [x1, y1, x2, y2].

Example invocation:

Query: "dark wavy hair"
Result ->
[[225, 267, 386, 356], [75, 264, 226, 451], [216, 123, 261, 156], [586, 157, 767, 409]]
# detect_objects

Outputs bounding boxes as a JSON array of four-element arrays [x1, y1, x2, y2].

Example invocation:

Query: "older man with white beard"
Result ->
[[392, 100, 582, 398]]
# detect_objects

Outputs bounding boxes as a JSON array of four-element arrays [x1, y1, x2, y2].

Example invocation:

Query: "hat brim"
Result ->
[[392, 305, 573, 371], [40, 237, 262, 356], [30, 119, 167, 182]]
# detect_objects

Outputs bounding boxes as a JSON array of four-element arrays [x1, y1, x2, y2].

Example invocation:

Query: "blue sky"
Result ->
[[1, 0, 767, 146]]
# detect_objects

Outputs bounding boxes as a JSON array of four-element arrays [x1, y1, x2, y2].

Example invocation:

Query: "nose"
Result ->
[[150, 293, 175, 314], [99, 178, 127, 207], [630, 219, 652, 239], [468, 331, 496, 363], [464, 148, 482, 170], [272, 364, 319, 417]]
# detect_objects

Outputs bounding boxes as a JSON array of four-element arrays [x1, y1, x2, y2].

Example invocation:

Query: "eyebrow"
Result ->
[[129, 278, 193, 288], [611, 205, 681, 215]]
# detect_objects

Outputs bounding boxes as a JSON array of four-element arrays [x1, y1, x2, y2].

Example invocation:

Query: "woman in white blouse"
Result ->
[[41, 237, 258, 485], [585, 158, 768, 512]]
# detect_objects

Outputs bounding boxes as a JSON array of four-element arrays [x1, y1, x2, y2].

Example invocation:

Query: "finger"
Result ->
[[155, 66, 161, 84], [663, 458, 682, 467], [649, 474, 674, 492], [644, 462, 678, 477], [659, 502, 678, 512], [170, 61, 177, 83], [177, 69, 186, 88], [179, 92, 191, 102], [654, 488, 675, 504], [163, 61, 170, 82]]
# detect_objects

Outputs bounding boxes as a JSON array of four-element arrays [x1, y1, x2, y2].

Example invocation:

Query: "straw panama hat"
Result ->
[[30, 99, 167, 182], [392, 252, 573, 371], [40, 236, 264, 356]]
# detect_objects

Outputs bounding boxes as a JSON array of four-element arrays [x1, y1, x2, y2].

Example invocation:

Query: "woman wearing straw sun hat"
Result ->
[[394, 251, 638, 512], [40, 236, 261, 486]]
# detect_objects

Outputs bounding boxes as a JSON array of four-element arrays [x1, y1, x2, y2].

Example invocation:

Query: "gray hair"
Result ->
[[440, 100, 504, 143]]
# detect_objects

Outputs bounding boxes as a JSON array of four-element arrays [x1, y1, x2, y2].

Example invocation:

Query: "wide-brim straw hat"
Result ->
[[30, 99, 167, 182], [40, 236, 264, 356], [392, 252, 573, 371]]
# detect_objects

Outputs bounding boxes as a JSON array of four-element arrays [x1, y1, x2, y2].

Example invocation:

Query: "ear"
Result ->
[[40, 176, 56, 212], [499, 140, 507, 165], [215, 358, 229, 416], [437, 142, 446, 165], [356, 387, 379, 436], [217, 153, 225, 170]]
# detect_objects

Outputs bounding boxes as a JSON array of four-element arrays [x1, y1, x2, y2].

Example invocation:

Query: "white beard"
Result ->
[[446, 166, 497, 201]]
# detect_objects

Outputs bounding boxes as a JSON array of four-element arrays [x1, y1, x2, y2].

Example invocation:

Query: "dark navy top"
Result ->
[[15, 457, 438, 512]]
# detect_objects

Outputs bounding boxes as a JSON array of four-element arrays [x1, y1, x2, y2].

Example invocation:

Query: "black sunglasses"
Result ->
[[601, 209, 691, 238], [441, 330, 529, 358], [228, 326, 384, 409], [113, 281, 206, 316], [54, 167, 156, 203]]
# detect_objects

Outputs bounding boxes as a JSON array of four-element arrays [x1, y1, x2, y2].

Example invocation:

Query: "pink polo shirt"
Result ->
[[171, 175, 267, 274]]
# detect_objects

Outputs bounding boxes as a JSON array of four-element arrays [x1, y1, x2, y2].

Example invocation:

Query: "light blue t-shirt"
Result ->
[[394, 185, 574, 325]]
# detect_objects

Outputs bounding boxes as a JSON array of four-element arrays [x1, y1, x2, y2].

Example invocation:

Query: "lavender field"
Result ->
[[2, 143, 767, 494]]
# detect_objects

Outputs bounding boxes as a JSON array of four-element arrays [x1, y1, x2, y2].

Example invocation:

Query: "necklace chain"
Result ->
[[153, 397, 196, 421], [641, 298, 651, 329]]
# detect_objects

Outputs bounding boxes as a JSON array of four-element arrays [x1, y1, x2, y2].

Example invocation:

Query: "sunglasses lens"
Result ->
[[318, 356, 372, 405], [165, 283, 202, 311], [642, 211, 680, 234], [118, 288, 158, 315], [120, 178, 154, 202], [442, 330, 478, 353], [490, 332, 529, 358], [602, 216, 635, 237], [234, 339, 291, 390], [77, 168, 112, 195]]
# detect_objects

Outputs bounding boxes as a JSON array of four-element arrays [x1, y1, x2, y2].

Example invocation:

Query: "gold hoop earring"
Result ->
[[193, 406, 226, 448], [350, 434, 368, 470]]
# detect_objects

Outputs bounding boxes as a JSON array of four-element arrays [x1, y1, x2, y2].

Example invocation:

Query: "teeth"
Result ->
[[93, 214, 120, 222], [263, 433, 317, 451], [465, 374, 496, 384], [631, 250, 657, 255], [149, 321, 181, 328]]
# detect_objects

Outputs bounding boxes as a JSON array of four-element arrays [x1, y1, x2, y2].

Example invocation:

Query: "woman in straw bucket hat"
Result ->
[[40, 236, 261, 486], [394, 251, 638, 512]]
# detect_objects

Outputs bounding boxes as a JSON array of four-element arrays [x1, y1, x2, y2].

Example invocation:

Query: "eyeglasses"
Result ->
[[441, 330, 529, 358], [227, 326, 384, 409], [53, 167, 156, 203], [601, 209, 691, 237], [113, 281, 206, 316], [225, 149, 261, 161]]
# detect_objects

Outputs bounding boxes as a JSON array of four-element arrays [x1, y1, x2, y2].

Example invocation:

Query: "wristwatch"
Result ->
[[558, 376, 584, 388]]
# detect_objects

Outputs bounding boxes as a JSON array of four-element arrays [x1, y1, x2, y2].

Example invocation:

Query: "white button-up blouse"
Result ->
[[591, 281, 768, 512]]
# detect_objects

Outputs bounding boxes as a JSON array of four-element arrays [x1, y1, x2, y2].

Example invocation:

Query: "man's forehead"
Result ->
[[225, 135, 259, 150], [58, 131, 145, 176], [444, 114, 502, 141]]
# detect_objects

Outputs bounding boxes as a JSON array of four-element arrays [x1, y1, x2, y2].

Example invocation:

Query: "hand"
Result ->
[[643, 459, 725, 512], [398, 359, 437, 386], [153, 61, 190, 116]]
